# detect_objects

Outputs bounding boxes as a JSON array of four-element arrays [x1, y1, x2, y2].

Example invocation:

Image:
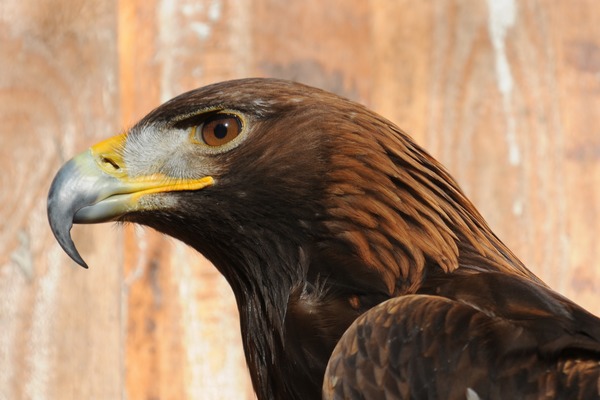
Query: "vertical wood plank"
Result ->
[[118, 1, 255, 399], [369, 0, 435, 143], [118, 1, 191, 396], [546, 0, 600, 311], [0, 1, 122, 399]]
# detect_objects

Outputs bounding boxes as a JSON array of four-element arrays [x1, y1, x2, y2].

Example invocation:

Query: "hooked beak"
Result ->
[[47, 134, 214, 268]]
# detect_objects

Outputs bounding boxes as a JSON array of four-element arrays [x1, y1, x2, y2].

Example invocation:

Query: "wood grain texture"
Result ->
[[1, 0, 600, 399], [0, 1, 122, 399], [118, 1, 254, 399]]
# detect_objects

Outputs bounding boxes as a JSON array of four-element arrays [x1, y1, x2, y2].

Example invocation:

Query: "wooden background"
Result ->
[[2, 0, 600, 398]]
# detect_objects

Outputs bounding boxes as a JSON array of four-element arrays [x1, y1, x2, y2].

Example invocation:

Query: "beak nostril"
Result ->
[[101, 156, 121, 171]]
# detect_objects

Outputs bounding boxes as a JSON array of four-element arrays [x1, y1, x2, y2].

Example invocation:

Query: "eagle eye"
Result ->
[[198, 114, 242, 147]]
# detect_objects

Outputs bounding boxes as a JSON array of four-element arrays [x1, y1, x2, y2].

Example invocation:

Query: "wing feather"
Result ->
[[324, 273, 600, 400]]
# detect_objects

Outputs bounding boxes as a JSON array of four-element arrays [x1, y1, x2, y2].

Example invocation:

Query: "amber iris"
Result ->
[[201, 115, 242, 146]]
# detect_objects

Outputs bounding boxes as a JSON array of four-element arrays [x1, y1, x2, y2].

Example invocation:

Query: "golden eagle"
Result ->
[[48, 79, 600, 400]]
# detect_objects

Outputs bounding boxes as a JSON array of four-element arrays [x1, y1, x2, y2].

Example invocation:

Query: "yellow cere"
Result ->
[[90, 133, 128, 177]]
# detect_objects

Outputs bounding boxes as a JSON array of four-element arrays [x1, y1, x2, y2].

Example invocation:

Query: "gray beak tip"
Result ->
[[47, 198, 90, 269], [47, 156, 94, 269]]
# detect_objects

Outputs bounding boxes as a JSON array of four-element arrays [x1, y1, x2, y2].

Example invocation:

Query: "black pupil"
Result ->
[[214, 123, 229, 139]]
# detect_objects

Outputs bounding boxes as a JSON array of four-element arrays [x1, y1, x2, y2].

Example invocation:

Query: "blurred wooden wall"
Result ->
[[1, 0, 600, 398]]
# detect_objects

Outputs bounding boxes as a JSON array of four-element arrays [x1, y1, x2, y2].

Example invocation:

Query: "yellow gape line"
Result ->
[[130, 176, 215, 201]]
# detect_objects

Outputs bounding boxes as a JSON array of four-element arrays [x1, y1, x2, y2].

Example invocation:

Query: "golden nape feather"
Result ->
[[48, 78, 600, 400]]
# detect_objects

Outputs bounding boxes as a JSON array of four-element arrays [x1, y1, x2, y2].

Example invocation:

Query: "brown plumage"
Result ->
[[47, 78, 600, 400]]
